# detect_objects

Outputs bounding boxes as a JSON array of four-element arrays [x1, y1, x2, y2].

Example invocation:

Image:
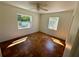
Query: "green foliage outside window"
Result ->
[[17, 14, 32, 29], [18, 15, 30, 22]]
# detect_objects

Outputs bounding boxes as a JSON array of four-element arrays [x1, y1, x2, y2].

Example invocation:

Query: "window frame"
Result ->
[[17, 13, 32, 29], [48, 17, 59, 30]]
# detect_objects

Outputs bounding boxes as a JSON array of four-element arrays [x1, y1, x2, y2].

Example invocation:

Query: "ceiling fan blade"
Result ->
[[40, 7, 48, 11], [36, 3, 40, 10], [30, 2, 48, 11]]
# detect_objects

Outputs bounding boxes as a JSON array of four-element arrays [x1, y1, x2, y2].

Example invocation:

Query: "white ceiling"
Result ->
[[3, 1, 77, 14]]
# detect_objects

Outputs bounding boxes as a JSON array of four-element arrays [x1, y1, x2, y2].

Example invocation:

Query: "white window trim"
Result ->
[[48, 17, 59, 30], [17, 13, 32, 29]]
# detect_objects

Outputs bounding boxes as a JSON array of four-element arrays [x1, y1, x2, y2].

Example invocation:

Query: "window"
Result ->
[[17, 14, 32, 29], [48, 17, 59, 30]]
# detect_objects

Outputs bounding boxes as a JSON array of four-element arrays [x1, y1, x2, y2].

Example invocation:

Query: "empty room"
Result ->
[[0, 1, 79, 57]]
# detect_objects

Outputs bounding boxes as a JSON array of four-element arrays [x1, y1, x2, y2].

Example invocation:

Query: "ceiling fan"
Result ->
[[30, 2, 48, 11]]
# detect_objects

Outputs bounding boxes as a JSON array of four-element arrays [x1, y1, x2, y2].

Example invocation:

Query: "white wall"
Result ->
[[64, 2, 79, 56], [70, 29, 79, 56], [40, 11, 73, 40], [0, 3, 40, 42], [0, 3, 4, 42], [63, 2, 79, 56]]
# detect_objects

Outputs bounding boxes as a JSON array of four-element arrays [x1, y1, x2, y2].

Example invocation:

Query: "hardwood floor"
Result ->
[[0, 32, 65, 57]]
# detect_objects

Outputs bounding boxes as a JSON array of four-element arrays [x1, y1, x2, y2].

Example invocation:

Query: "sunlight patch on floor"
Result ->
[[51, 37, 64, 46], [7, 37, 28, 48]]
